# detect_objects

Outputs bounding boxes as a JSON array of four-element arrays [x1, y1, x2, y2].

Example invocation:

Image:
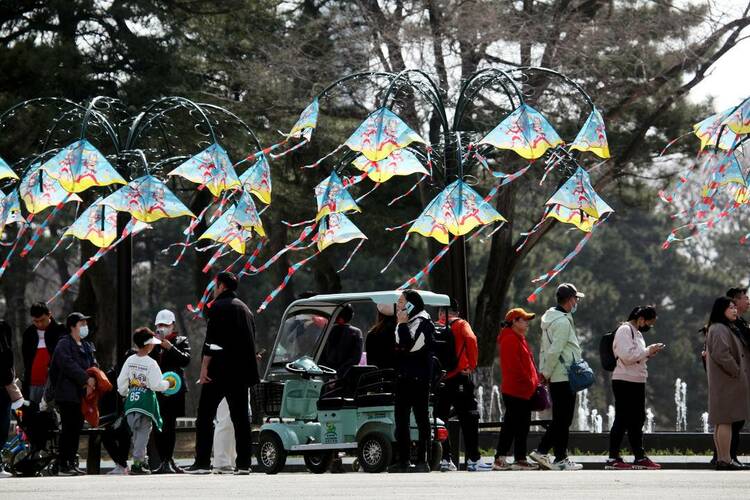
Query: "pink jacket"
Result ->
[[612, 323, 650, 383]]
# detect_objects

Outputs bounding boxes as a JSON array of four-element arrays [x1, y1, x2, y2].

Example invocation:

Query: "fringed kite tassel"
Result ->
[[526, 230, 596, 304], [398, 242, 452, 290], [257, 251, 320, 313], [380, 234, 410, 273], [0, 217, 32, 279], [337, 239, 365, 273], [270, 139, 308, 159], [21, 197, 69, 257], [301, 144, 344, 169], [388, 175, 426, 206]]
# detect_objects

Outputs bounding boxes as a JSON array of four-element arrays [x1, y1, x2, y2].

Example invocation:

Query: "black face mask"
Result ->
[[638, 325, 652, 333]]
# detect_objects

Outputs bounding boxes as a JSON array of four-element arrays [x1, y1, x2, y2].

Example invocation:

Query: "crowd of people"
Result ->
[[1, 275, 749, 476]]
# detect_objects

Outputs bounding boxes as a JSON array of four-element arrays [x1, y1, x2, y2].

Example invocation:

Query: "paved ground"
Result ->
[[2, 470, 750, 499]]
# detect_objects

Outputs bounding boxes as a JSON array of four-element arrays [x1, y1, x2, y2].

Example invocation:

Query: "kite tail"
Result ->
[[356, 182, 381, 203], [202, 244, 228, 274], [342, 173, 368, 188], [0, 217, 32, 279], [270, 139, 308, 159], [207, 193, 231, 224], [21, 198, 68, 257], [540, 156, 563, 186], [385, 218, 417, 232], [249, 225, 316, 275], [301, 144, 344, 169], [257, 251, 320, 313], [238, 239, 267, 278], [485, 164, 533, 202], [380, 233, 410, 273], [187, 279, 217, 317], [526, 230, 596, 304], [170, 204, 212, 266], [33, 233, 71, 272], [659, 132, 692, 157], [282, 218, 316, 228], [337, 239, 365, 273], [388, 175, 426, 206], [398, 242, 452, 290], [516, 214, 548, 252], [426, 146, 433, 177]]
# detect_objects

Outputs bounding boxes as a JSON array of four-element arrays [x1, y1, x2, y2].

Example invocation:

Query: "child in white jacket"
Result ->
[[117, 328, 171, 474]]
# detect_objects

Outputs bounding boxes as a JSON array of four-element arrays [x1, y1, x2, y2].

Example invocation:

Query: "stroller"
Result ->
[[1, 401, 60, 476]]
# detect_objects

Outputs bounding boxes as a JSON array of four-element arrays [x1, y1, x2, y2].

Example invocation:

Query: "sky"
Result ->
[[688, 0, 750, 110]]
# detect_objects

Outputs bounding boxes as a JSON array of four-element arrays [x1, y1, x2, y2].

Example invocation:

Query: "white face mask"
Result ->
[[156, 326, 171, 337], [79, 325, 89, 339]]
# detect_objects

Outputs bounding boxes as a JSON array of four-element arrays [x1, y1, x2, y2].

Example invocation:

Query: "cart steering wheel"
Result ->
[[284, 361, 337, 377]]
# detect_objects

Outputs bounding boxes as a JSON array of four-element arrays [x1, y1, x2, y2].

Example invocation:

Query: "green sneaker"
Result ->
[[130, 461, 151, 475]]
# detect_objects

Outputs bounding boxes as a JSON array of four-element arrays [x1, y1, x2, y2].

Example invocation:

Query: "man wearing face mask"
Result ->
[[150, 309, 191, 474], [47, 312, 98, 476], [529, 283, 584, 471], [21, 302, 66, 404]]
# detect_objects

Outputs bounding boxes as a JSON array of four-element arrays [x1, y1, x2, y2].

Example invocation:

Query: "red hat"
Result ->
[[505, 308, 536, 322]]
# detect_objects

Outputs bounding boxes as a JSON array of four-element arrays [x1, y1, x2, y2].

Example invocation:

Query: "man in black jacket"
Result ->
[[21, 302, 66, 403], [186, 272, 259, 475], [151, 309, 191, 474]]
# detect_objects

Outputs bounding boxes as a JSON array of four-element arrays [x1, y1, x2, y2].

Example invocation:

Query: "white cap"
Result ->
[[144, 337, 162, 346], [155, 309, 176, 326]]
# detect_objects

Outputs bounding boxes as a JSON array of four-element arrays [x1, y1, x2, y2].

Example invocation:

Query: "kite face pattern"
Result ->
[[239, 153, 272, 205], [569, 107, 610, 159], [317, 212, 366, 252], [478, 103, 563, 160], [409, 180, 507, 244], [232, 190, 266, 237], [693, 108, 739, 151], [314, 170, 361, 221], [20, 163, 82, 214], [722, 98, 750, 135], [288, 99, 319, 141], [198, 206, 255, 255], [167, 142, 241, 198], [0, 190, 23, 238], [101, 175, 194, 223], [0, 157, 19, 182], [65, 197, 120, 248], [40, 139, 126, 193], [351, 149, 428, 183], [344, 107, 427, 162]]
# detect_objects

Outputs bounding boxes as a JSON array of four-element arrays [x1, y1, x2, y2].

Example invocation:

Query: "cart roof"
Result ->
[[288, 290, 451, 308]]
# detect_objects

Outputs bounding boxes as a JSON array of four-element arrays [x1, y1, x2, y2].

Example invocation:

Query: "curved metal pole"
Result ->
[[453, 68, 523, 131], [509, 66, 595, 110], [198, 103, 264, 152], [381, 69, 449, 132], [126, 96, 219, 150], [315, 71, 397, 102], [80, 96, 122, 150]]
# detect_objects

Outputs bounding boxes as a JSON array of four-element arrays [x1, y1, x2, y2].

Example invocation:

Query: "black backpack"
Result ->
[[599, 325, 634, 372], [432, 319, 461, 372]]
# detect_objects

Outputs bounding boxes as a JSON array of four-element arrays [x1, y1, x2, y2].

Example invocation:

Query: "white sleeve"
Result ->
[[117, 358, 130, 397], [148, 358, 170, 392], [613, 325, 649, 365]]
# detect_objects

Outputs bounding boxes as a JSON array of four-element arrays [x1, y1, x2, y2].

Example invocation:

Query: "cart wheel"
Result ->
[[429, 440, 442, 472], [256, 432, 287, 474], [303, 451, 334, 473], [357, 433, 392, 473]]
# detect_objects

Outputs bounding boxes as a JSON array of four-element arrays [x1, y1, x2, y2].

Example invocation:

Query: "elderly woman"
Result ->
[[705, 296, 750, 470]]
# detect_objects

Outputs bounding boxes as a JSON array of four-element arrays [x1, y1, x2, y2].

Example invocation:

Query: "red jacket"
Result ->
[[498, 327, 538, 400], [444, 318, 478, 379]]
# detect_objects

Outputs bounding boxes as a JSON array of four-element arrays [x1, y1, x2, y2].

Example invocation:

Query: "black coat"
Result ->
[[151, 333, 191, 416], [395, 313, 435, 383], [203, 291, 259, 387], [365, 318, 398, 370], [319, 323, 363, 378], [21, 318, 67, 395], [0, 320, 13, 386], [46, 334, 97, 404]]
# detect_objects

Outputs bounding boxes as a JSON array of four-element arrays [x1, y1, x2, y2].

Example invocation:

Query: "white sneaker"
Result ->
[[0, 469, 13, 478], [213, 465, 235, 475], [106, 464, 129, 475], [439, 459, 457, 472], [529, 451, 554, 470], [466, 459, 494, 472], [552, 458, 583, 471]]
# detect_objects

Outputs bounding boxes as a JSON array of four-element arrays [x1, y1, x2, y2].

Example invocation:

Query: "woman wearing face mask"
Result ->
[[389, 290, 435, 473], [46, 312, 98, 476], [606, 306, 664, 470], [151, 309, 191, 474]]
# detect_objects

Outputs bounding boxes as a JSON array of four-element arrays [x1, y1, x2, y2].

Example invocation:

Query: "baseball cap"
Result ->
[[505, 308, 536, 322], [154, 309, 176, 326], [66, 312, 91, 329], [133, 328, 161, 348], [556, 283, 585, 301]]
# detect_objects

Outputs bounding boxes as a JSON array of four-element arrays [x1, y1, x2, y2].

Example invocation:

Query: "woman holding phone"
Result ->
[[606, 305, 664, 470]]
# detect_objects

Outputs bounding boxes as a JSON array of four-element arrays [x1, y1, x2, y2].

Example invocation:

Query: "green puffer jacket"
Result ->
[[538, 307, 583, 383]]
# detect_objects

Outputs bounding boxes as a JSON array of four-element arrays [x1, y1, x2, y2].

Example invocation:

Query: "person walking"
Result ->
[[151, 309, 191, 474], [492, 308, 540, 471], [389, 290, 434, 473], [705, 296, 750, 470], [185, 272, 259, 475], [21, 302, 66, 403], [117, 328, 171, 475], [529, 283, 584, 471], [435, 300, 482, 472], [46, 312, 97, 476], [606, 306, 664, 470]]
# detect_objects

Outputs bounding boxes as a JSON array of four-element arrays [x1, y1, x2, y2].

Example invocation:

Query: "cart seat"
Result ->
[[355, 392, 394, 407], [316, 397, 355, 411]]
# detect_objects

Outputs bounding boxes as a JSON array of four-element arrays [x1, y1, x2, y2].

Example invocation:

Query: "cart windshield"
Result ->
[[271, 311, 330, 366]]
